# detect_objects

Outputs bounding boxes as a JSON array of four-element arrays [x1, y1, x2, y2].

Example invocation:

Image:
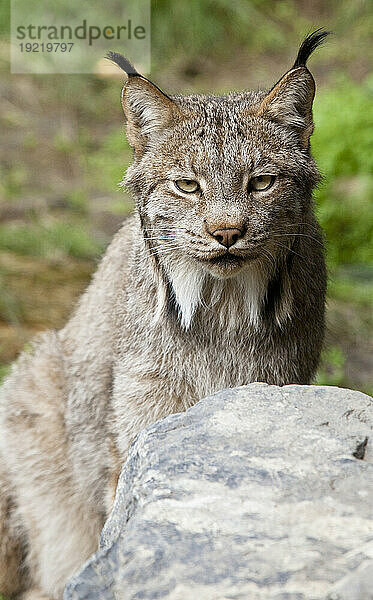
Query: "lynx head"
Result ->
[[107, 29, 329, 328]]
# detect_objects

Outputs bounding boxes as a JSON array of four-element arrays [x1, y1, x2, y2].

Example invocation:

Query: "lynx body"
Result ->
[[0, 31, 328, 598]]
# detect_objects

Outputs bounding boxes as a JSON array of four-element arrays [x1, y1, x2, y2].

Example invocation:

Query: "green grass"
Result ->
[[313, 79, 373, 268], [0, 222, 105, 260], [315, 346, 347, 388], [328, 266, 373, 305], [315, 266, 373, 395], [85, 128, 132, 194], [151, 0, 373, 74], [0, 363, 10, 382]]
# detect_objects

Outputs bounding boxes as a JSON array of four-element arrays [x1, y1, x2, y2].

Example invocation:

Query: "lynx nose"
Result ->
[[210, 227, 244, 249]]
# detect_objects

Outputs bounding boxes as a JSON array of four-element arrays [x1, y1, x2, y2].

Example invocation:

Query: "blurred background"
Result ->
[[0, 0, 372, 393]]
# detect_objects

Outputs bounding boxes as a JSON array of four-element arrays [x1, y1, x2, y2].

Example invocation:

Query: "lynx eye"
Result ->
[[250, 175, 275, 192], [174, 179, 200, 193]]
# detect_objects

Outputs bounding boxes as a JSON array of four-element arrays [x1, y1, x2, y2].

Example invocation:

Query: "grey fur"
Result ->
[[0, 32, 327, 599]]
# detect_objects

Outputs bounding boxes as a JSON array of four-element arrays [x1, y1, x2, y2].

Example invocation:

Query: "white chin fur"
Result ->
[[166, 259, 267, 330], [167, 259, 207, 329]]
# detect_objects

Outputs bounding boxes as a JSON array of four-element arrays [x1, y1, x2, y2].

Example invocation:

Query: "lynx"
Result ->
[[0, 30, 328, 598]]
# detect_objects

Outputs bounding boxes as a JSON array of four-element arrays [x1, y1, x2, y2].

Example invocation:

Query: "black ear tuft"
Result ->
[[106, 51, 140, 77], [293, 28, 332, 68]]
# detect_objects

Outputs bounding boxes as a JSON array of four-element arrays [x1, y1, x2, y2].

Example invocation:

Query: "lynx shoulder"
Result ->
[[0, 30, 329, 599]]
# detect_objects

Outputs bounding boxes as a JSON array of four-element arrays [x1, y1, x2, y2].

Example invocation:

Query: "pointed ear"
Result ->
[[256, 29, 331, 148], [121, 77, 182, 153], [105, 52, 183, 154], [256, 67, 315, 147]]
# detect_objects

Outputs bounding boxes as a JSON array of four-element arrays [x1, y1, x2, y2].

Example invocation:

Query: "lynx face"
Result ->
[[110, 31, 327, 326], [126, 96, 320, 282]]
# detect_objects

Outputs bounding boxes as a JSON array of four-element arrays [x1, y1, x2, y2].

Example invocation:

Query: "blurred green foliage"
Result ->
[[316, 346, 346, 387], [85, 128, 131, 194], [313, 78, 373, 267], [0, 364, 10, 382], [0, 221, 105, 259], [151, 0, 373, 73]]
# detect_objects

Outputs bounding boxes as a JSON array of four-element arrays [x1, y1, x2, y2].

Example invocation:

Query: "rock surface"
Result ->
[[64, 384, 373, 600]]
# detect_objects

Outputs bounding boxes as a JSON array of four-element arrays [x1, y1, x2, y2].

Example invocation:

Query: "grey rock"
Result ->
[[64, 383, 373, 600], [326, 561, 373, 600]]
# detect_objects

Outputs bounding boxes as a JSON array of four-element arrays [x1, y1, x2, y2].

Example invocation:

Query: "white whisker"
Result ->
[[272, 232, 323, 246]]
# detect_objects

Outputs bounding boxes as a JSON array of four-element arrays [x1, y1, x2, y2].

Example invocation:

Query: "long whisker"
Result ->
[[145, 241, 182, 248], [143, 237, 177, 241], [147, 247, 181, 257], [281, 221, 319, 227], [261, 248, 277, 270], [146, 244, 181, 250], [272, 233, 323, 246], [271, 241, 306, 260], [149, 227, 186, 233], [280, 222, 321, 233]]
